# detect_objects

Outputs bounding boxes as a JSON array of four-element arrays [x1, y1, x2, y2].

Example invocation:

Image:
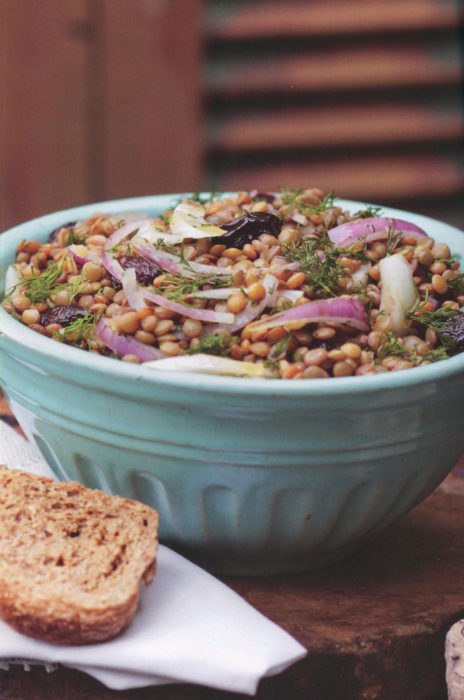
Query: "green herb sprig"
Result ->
[[279, 187, 335, 218], [53, 311, 100, 348], [185, 334, 232, 357], [270, 331, 292, 358], [8, 259, 66, 304], [155, 273, 231, 304], [280, 234, 344, 296]]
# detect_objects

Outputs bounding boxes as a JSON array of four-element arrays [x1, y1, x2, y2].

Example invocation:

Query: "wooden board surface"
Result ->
[[1, 399, 464, 699], [206, 0, 460, 40]]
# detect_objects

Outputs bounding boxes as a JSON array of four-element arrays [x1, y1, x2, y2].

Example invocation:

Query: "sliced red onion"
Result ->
[[169, 199, 226, 240], [210, 274, 279, 335], [247, 296, 369, 333], [291, 211, 308, 226], [140, 288, 234, 324], [101, 220, 146, 282], [121, 268, 147, 311], [96, 317, 164, 362], [143, 353, 278, 377], [379, 253, 418, 334], [68, 244, 102, 266], [328, 217, 427, 248], [350, 263, 371, 290], [188, 287, 238, 300], [134, 243, 232, 280], [277, 289, 304, 303], [5, 264, 21, 295], [101, 229, 234, 323]]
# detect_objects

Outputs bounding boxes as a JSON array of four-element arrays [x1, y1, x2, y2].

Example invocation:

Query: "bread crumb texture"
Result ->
[[0, 469, 159, 645]]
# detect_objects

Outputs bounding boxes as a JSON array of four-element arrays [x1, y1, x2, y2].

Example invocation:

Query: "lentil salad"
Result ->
[[3, 188, 464, 379]]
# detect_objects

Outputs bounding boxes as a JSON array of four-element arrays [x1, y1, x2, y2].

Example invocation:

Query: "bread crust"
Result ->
[[0, 469, 159, 645]]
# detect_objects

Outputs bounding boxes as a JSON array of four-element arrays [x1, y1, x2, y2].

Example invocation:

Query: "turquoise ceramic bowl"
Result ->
[[1, 195, 464, 575]]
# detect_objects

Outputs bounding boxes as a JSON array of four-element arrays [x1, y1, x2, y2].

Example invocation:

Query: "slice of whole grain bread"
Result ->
[[0, 468, 159, 645]]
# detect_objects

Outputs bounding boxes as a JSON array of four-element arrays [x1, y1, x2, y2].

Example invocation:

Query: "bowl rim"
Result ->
[[2, 193, 464, 397]]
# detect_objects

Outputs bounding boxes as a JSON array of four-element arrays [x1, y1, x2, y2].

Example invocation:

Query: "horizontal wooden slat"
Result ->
[[207, 0, 460, 40], [217, 154, 464, 203], [209, 104, 464, 152], [208, 45, 461, 97], [0, 0, 89, 231], [101, 0, 203, 201]]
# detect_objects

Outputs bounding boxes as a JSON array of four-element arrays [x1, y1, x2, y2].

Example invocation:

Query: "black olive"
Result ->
[[220, 212, 282, 249], [110, 255, 162, 290], [442, 311, 464, 348], [40, 306, 88, 327], [249, 190, 276, 203], [47, 222, 77, 243]]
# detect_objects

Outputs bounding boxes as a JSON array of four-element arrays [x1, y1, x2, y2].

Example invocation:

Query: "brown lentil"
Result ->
[[155, 319, 174, 336], [159, 341, 181, 356], [431, 274, 448, 295], [304, 366, 329, 379], [340, 342, 362, 359], [313, 326, 336, 341], [21, 308, 40, 325], [227, 291, 247, 314], [286, 272, 306, 289], [332, 361, 354, 377], [182, 318, 202, 338], [11, 294, 31, 312], [249, 342, 270, 357], [432, 243, 451, 260], [247, 281, 266, 301], [303, 348, 328, 366], [116, 312, 140, 335], [122, 354, 141, 363], [135, 330, 156, 345]]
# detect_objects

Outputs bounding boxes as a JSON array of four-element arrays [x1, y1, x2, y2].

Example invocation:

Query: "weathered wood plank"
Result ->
[[3, 462, 464, 698], [100, 0, 203, 200], [208, 45, 462, 97], [217, 153, 464, 204], [207, 0, 460, 40], [0, 0, 90, 231], [209, 104, 464, 152]]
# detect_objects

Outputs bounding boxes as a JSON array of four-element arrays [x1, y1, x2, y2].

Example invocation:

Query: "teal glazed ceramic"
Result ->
[[1, 196, 464, 575]]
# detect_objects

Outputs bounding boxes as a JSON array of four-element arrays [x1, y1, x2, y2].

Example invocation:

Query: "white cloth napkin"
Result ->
[[0, 420, 306, 695]]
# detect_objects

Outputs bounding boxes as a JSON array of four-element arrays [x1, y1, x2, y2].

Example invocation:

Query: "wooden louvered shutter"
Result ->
[[204, 0, 464, 227]]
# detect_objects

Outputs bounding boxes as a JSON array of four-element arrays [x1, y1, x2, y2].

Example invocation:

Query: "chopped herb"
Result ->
[[408, 303, 458, 332], [279, 186, 335, 217], [280, 234, 344, 296], [263, 358, 278, 370], [422, 346, 449, 362], [53, 311, 100, 348], [275, 298, 293, 312], [189, 188, 223, 205], [376, 331, 450, 365], [270, 332, 291, 358], [155, 273, 230, 304], [385, 224, 402, 255], [444, 273, 464, 294], [64, 228, 87, 246], [9, 259, 66, 304], [376, 332, 412, 361], [185, 334, 232, 357], [353, 205, 383, 219], [62, 272, 93, 303], [408, 303, 464, 353]]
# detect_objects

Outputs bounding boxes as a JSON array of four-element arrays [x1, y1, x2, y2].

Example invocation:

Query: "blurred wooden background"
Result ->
[[1, 0, 463, 232]]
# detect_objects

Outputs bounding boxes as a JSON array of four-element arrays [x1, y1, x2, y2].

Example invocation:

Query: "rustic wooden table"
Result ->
[[1, 398, 461, 700]]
